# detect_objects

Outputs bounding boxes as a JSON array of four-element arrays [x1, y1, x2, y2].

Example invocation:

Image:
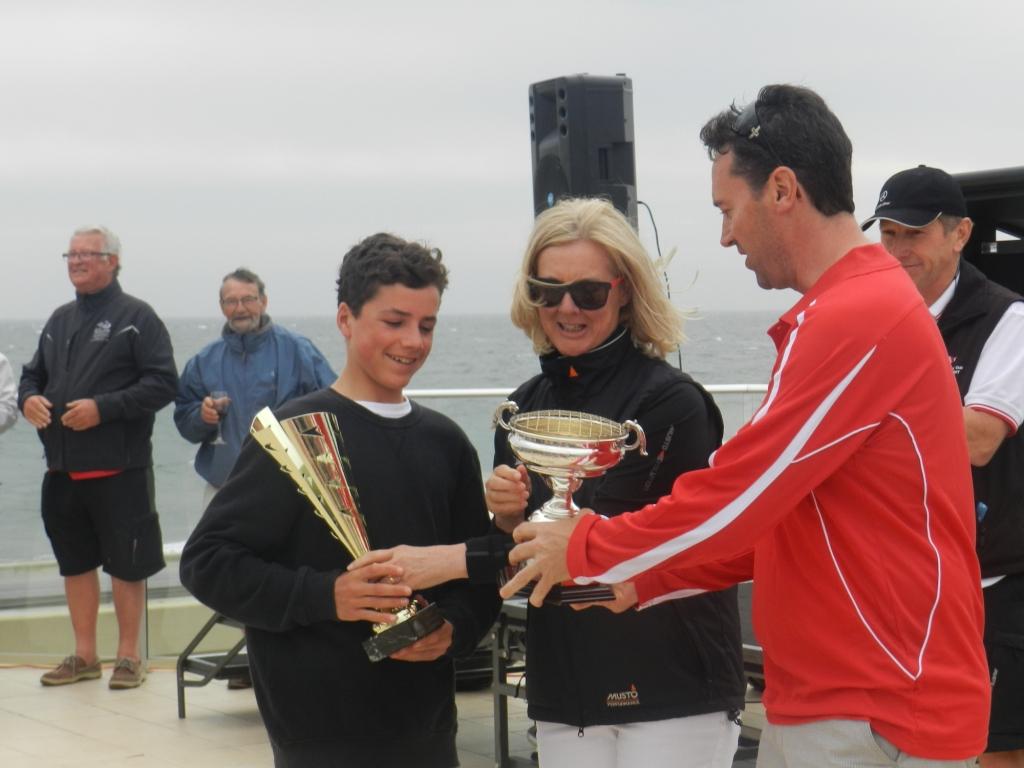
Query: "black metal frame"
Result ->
[[492, 599, 531, 767], [175, 612, 249, 718]]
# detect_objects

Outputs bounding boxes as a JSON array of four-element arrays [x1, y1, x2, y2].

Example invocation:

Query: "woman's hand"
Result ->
[[347, 544, 468, 590], [485, 464, 530, 532]]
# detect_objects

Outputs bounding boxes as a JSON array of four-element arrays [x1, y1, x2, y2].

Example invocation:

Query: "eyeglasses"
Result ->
[[527, 276, 623, 310], [220, 295, 262, 309], [731, 100, 783, 168], [62, 251, 111, 262]]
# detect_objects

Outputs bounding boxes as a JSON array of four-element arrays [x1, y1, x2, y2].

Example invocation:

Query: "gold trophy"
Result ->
[[493, 400, 647, 604], [251, 407, 444, 662]]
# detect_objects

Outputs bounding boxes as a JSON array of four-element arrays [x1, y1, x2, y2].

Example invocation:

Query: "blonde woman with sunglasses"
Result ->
[[487, 197, 744, 768]]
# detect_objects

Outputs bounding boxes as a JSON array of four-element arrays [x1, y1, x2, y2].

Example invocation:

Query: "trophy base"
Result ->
[[362, 602, 445, 662], [532, 581, 616, 606], [499, 565, 615, 606]]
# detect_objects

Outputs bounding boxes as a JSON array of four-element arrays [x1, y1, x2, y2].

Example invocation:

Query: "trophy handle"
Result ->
[[492, 400, 519, 431], [622, 420, 648, 456]]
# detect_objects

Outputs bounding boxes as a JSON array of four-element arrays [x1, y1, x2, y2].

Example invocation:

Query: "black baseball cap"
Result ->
[[861, 165, 968, 230]]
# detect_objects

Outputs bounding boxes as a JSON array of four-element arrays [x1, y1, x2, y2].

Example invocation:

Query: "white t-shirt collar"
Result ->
[[357, 399, 412, 419]]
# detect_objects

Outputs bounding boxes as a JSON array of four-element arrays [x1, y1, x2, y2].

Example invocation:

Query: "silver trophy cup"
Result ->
[[493, 400, 646, 604]]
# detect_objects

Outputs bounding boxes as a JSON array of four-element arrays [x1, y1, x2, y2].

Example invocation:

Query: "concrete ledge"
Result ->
[[0, 597, 244, 663]]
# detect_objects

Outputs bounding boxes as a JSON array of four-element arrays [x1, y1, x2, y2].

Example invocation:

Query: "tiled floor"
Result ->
[[0, 664, 534, 767], [0, 664, 761, 767]]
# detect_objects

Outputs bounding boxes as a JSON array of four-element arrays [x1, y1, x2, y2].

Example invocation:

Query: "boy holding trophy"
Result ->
[[180, 233, 500, 768]]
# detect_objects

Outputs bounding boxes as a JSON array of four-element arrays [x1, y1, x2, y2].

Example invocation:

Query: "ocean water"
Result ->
[[0, 311, 778, 566]]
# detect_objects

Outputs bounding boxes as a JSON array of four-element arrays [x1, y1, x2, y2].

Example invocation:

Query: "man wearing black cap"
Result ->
[[865, 166, 1024, 768]]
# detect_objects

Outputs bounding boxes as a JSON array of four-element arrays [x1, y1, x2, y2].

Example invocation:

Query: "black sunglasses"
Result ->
[[731, 100, 783, 167], [527, 276, 623, 310]]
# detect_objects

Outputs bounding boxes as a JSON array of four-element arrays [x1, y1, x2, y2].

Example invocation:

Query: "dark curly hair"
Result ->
[[699, 84, 854, 216], [336, 233, 449, 313]]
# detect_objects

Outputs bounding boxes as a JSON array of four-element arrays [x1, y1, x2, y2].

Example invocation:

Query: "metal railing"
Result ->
[[0, 384, 767, 659], [407, 384, 768, 398]]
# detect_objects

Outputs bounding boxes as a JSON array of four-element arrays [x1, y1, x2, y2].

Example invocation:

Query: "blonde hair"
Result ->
[[510, 198, 684, 358]]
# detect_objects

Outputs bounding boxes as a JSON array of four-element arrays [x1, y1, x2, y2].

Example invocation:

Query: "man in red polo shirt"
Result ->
[[503, 85, 990, 766]]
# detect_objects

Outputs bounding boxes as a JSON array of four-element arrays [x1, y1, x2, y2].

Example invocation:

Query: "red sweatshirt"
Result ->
[[567, 245, 989, 759]]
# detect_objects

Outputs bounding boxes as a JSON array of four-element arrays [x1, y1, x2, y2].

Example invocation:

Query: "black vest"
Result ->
[[937, 260, 1024, 577]]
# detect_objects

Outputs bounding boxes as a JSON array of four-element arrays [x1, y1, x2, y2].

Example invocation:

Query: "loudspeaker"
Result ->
[[529, 74, 637, 228], [952, 166, 1024, 296]]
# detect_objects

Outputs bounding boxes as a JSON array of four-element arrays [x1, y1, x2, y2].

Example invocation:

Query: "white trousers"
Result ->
[[536, 711, 740, 768]]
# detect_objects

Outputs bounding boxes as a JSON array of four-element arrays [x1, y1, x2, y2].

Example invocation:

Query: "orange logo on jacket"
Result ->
[[606, 683, 640, 707]]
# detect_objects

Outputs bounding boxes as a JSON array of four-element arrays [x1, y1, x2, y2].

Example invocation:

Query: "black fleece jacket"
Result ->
[[18, 279, 178, 471], [495, 328, 746, 728], [180, 389, 501, 768]]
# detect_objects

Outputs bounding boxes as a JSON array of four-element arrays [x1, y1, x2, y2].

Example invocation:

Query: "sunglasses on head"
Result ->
[[527, 276, 623, 310], [731, 99, 783, 168]]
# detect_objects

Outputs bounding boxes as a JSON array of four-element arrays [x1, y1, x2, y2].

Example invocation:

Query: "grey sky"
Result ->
[[1, 0, 1020, 320]]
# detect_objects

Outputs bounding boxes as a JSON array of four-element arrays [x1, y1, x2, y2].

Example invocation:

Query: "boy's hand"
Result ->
[[388, 620, 453, 662], [333, 562, 410, 624]]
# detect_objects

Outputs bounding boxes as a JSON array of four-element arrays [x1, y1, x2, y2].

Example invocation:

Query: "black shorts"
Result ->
[[984, 571, 1024, 753], [41, 468, 165, 581]]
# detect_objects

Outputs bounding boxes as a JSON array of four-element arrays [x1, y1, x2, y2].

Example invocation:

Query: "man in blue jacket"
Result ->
[[174, 268, 335, 511]]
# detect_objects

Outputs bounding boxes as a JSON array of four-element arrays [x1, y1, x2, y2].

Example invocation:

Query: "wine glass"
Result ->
[[210, 390, 230, 446]]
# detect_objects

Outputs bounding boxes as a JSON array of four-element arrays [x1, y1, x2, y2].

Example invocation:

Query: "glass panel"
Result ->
[[1, 310, 775, 662]]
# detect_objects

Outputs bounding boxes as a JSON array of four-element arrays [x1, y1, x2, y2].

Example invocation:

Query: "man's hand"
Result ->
[[499, 513, 585, 606], [570, 581, 638, 614], [388, 620, 454, 662], [485, 464, 530, 533], [200, 395, 223, 425], [333, 561, 410, 624], [61, 399, 101, 431], [22, 395, 53, 429], [347, 543, 468, 590]]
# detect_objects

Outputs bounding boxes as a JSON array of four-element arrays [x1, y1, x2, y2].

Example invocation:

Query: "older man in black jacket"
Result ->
[[19, 225, 178, 690]]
